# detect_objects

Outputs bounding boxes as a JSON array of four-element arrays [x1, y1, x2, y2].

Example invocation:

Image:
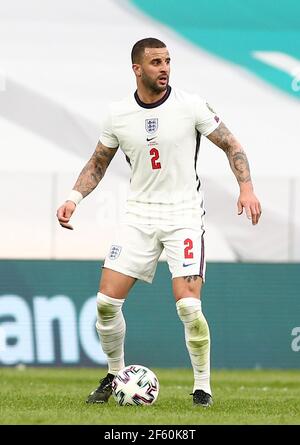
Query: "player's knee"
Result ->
[[96, 292, 123, 321], [175, 289, 199, 301], [174, 285, 201, 301], [173, 276, 203, 300], [99, 284, 119, 299], [176, 297, 206, 328], [176, 298, 210, 345], [176, 296, 200, 318], [99, 282, 130, 299], [97, 298, 114, 320]]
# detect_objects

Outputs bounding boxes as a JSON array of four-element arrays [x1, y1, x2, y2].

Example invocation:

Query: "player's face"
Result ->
[[137, 47, 171, 93]]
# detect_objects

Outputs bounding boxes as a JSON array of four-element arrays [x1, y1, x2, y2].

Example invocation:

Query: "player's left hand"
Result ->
[[237, 190, 262, 225]]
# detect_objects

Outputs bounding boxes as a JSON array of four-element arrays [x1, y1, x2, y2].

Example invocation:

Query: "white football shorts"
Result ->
[[103, 223, 206, 283]]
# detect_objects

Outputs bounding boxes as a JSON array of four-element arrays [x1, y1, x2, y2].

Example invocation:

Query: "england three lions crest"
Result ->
[[108, 245, 122, 260], [145, 118, 158, 134]]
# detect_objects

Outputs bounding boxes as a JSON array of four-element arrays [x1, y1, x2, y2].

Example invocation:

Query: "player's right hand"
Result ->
[[56, 201, 76, 230]]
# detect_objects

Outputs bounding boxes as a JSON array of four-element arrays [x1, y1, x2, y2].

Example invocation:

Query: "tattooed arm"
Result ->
[[207, 122, 262, 225], [56, 142, 118, 229], [72, 141, 117, 198]]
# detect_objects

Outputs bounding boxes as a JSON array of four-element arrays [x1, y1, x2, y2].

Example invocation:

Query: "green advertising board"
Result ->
[[0, 260, 299, 368]]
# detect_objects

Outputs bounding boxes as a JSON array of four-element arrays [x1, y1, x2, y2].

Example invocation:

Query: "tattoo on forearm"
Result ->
[[207, 122, 252, 184], [231, 152, 251, 183], [184, 275, 201, 283], [73, 142, 117, 197]]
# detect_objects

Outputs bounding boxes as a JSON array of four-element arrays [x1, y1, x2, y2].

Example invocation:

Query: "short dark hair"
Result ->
[[131, 38, 166, 64]]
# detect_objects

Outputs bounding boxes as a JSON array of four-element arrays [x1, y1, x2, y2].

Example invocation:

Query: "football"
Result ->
[[112, 364, 159, 406]]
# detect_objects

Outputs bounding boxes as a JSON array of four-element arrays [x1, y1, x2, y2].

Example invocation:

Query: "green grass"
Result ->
[[0, 368, 299, 425]]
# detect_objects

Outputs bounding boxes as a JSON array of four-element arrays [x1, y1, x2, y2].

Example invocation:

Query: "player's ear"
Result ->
[[132, 63, 142, 77]]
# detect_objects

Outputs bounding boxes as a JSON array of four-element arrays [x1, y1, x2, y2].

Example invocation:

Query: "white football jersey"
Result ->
[[100, 86, 221, 225]]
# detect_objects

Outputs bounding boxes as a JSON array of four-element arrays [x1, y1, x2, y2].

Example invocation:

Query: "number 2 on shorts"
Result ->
[[184, 238, 194, 259]]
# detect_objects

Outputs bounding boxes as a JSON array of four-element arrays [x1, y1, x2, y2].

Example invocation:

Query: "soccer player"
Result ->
[[56, 38, 261, 407]]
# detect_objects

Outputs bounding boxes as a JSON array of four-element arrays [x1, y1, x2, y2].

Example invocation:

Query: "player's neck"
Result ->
[[136, 85, 168, 104]]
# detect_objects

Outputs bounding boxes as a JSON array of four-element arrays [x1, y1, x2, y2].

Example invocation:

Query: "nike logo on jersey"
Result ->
[[146, 136, 156, 141], [182, 263, 196, 267]]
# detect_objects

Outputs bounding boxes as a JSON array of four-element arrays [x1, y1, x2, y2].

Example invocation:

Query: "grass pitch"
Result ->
[[0, 368, 299, 425]]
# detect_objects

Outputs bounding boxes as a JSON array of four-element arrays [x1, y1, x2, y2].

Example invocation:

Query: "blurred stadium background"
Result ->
[[0, 0, 299, 370]]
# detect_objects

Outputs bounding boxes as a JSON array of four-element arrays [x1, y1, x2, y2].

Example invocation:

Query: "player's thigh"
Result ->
[[99, 267, 136, 299], [172, 275, 203, 301]]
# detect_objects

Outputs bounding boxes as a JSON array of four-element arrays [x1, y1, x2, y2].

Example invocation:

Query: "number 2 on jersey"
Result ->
[[150, 147, 161, 169]]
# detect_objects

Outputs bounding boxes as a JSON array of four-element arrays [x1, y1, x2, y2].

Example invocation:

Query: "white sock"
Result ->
[[96, 292, 126, 375], [176, 297, 212, 395]]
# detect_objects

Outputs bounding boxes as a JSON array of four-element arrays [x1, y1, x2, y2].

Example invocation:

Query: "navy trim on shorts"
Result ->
[[199, 231, 205, 277]]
